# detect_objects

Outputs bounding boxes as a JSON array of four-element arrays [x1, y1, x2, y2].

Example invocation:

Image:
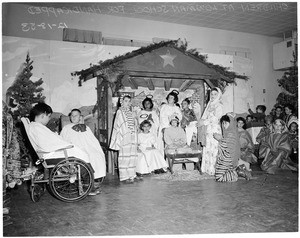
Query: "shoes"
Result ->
[[135, 176, 143, 181], [162, 168, 168, 173], [88, 190, 101, 196], [124, 178, 134, 183], [236, 164, 252, 181]]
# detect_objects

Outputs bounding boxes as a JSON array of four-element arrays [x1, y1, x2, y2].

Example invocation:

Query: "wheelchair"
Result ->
[[21, 117, 94, 203]]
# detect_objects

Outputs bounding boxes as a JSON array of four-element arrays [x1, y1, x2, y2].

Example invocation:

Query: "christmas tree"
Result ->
[[5, 52, 45, 166], [274, 52, 298, 115], [6, 52, 45, 120]]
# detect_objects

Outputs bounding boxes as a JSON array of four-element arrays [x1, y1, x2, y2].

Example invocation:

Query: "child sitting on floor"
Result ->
[[136, 120, 168, 175], [288, 118, 298, 164], [247, 103, 266, 123]]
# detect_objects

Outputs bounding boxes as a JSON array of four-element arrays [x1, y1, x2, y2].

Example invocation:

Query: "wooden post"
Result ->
[[107, 86, 114, 174], [197, 80, 205, 116]]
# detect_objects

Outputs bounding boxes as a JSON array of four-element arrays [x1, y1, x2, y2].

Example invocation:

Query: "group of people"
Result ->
[[26, 86, 298, 191], [27, 103, 106, 195], [110, 87, 298, 183]]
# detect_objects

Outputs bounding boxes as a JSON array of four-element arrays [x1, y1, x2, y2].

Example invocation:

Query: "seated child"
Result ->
[[259, 119, 297, 174], [245, 114, 254, 128], [181, 98, 198, 146], [256, 115, 273, 144], [60, 109, 106, 181], [28, 103, 99, 195], [237, 117, 257, 171], [288, 118, 298, 163], [28, 103, 90, 162], [247, 103, 266, 124], [136, 120, 168, 175], [164, 115, 187, 152]]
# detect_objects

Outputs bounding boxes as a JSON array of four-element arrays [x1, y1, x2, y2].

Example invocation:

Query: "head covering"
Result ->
[[169, 114, 180, 123], [287, 117, 298, 128], [222, 113, 240, 167], [273, 119, 289, 133], [223, 113, 239, 138], [202, 87, 222, 119]]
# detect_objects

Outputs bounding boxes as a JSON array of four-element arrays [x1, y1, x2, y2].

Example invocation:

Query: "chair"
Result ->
[[21, 117, 94, 203]]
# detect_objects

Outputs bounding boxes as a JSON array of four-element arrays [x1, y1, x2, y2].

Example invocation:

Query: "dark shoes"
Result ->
[[135, 175, 143, 181], [236, 164, 252, 181]]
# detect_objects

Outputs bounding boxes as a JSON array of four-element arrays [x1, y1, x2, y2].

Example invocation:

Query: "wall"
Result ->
[[2, 36, 138, 115], [2, 3, 285, 114]]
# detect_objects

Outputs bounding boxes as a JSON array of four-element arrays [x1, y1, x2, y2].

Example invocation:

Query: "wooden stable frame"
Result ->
[[74, 43, 238, 174]]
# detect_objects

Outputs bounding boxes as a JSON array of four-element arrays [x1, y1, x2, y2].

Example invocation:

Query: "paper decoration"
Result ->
[[159, 50, 176, 68]]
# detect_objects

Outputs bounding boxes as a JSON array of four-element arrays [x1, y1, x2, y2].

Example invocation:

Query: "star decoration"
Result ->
[[159, 50, 176, 68]]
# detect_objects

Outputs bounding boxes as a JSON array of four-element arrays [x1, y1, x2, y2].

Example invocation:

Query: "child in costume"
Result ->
[[136, 120, 168, 175]]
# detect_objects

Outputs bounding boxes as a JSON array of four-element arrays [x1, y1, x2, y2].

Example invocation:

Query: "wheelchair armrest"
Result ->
[[54, 145, 74, 152], [36, 145, 73, 154]]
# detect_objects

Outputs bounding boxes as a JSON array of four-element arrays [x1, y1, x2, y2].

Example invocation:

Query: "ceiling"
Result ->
[[29, 2, 297, 37]]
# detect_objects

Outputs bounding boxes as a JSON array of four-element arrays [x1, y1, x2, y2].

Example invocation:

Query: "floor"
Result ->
[[3, 164, 299, 236]]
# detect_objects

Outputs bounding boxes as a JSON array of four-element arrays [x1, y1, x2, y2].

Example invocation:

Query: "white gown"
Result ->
[[27, 122, 90, 163], [61, 123, 106, 179], [136, 132, 168, 174]]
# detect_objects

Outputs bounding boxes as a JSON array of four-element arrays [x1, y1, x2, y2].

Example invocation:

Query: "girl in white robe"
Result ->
[[60, 109, 106, 179], [136, 120, 168, 174]]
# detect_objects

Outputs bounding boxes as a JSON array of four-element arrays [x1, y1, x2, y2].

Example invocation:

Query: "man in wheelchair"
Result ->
[[27, 103, 100, 196]]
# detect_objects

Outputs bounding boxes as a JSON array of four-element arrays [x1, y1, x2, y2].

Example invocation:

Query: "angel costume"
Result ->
[[61, 123, 106, 179], [136, 132, 168, 174], [109, 107, 138, 181], [199, 88, 223, 175], [137, 109, 160, 137]]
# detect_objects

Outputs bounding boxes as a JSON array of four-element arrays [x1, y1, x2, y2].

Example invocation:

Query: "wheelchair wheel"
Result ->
[[49, 158, 94, 202], [30, 184, 45, 202]]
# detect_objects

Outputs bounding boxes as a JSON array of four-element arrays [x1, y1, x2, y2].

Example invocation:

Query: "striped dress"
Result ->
[[215, 132, 238, 182], [215, 114, 240, 182], [109, 107, 138, 181]]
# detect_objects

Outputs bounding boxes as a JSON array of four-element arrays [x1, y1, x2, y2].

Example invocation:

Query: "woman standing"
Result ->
[[260, 119, 297, 174], [109, 95, 138, 183], [197, 88, 223, 175]]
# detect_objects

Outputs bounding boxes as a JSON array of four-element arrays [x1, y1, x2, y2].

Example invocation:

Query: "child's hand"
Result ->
[[213, 133, 222, 141], [247, 103, 251, 110]]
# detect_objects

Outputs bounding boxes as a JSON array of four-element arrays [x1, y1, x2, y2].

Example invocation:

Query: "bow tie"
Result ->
[[72, 124, 87, 132]]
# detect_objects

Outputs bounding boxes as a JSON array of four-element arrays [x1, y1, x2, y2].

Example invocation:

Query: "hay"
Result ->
[[153, 170, 215, 181]]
